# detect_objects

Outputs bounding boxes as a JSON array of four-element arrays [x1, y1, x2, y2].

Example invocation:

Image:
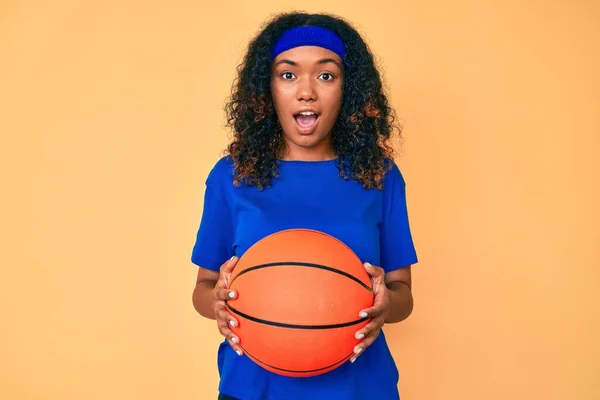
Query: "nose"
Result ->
[[296, 77, 317, 102]]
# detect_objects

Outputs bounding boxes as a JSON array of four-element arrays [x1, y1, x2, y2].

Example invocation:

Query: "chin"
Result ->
[[290, 133, 330, 149]]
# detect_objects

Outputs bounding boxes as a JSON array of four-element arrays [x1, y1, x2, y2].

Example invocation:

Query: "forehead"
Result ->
[[273, 45, 342, 66]]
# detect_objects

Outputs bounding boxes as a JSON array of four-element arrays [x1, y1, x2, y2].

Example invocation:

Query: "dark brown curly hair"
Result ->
[[224, 12, 402, 190]]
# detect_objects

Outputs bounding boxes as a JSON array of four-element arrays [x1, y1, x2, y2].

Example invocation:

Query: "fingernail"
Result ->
[[365, 262, 372, 268], [355, 347, 363, 355], [350, 357, 357, 363], [356, 333, 365, 340], [231, 337, 238, 344], [359, 311, 368, 318], [236, 349, 242, 356], [230, 255, 236, 261], [229, 320, 236, 327], [228, 291, 236, 299]]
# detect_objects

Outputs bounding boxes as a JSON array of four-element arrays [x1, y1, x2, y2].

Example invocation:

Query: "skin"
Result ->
[[271, 46, 342, 161], [192, 45, 414, 363]]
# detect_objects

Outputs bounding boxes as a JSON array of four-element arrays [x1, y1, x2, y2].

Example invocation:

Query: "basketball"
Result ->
[[225, 228, 374, 377]]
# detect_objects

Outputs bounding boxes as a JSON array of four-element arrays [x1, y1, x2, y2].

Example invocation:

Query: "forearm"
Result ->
[[192, 280, 217, 319], [385, 281, 414, 323]]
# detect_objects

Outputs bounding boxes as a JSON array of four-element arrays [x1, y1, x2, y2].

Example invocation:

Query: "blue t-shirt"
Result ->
[[191, 156, 418, 400]]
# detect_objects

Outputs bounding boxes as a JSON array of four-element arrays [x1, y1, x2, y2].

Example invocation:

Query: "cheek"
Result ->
[[271, 96, 286, 121], [323, 90, 343, 120], [271, 86, 292, 119]]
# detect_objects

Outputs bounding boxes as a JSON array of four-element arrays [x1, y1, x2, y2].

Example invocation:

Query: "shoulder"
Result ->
[[382, 158, 406, 189], [206, 155, 235, 186]]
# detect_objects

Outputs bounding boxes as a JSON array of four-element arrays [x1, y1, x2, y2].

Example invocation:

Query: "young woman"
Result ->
[[191, 12, 418, 400]]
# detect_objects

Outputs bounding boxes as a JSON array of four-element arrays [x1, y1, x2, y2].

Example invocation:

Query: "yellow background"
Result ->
[[2, 1, 599, 399]]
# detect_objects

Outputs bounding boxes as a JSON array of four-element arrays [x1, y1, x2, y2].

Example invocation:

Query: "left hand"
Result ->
[[351, 262, 389, 363]]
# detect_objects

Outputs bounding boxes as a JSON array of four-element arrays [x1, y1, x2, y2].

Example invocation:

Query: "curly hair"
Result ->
[[224, 12, 401, 190]]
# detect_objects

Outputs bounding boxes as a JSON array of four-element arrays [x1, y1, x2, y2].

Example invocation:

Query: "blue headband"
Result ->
[[271, 26, 347, 65]]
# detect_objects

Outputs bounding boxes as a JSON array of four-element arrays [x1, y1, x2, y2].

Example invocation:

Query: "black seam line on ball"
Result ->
[[226, 304, 368, 329], [240, 345, 354, 373], [229, 261, 373, 292]]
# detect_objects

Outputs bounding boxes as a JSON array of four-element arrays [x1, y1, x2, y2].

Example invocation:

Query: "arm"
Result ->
[[189, 159, 243, 354], [192, 257, 245, 356], [384, 265, 413, 323], [192, 267, 220, 319]]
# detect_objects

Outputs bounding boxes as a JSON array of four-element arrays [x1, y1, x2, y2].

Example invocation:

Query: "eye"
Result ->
[[319, 73, 334, 81], [281, 72, 296, 80]]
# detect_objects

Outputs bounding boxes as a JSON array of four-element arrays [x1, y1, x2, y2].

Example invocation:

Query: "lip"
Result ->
[[294, 107, 320, 116]]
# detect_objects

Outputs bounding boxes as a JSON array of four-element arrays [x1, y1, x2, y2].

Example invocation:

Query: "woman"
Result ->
[[191, 12, 418, 400]]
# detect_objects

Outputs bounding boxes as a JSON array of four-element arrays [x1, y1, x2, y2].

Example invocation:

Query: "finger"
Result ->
[[221, 255, 239, 279], [354, 332, 379, 355], [217, 307, 239, 329], [358, 286, 387, 317], [358, 302, 386, 319], [216, 318, 243, 356], [351, 328, 381, 363], [217, 320, 238, 343], [226, 338, 243, 356], [364, 262, 385, 278], [223, 332, 244, 356], [214, 287, 238, 301], [354, 317, 384, 340]]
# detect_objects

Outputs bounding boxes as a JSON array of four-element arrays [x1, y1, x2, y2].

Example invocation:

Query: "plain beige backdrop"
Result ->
[[1, 1, 599, 399]]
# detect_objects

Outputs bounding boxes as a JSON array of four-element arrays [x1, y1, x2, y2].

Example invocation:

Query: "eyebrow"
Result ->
[[275, 59, 297, 67], [275, 58, 342, 69], [318, 58, 342, 69]]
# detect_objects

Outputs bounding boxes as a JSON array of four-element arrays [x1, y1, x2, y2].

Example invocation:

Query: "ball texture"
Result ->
[[226, 229, 374, 377]]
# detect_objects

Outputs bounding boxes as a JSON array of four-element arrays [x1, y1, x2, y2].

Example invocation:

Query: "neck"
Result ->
[[280, 148, 336, 161], [279, 140, 335, 162]]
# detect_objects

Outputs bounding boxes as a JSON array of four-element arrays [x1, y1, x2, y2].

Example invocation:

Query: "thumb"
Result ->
[[223, 255, 238, 275], [363, 262, 381, 277], [364, 262, 385, 287], [221, 256, 238, 288]]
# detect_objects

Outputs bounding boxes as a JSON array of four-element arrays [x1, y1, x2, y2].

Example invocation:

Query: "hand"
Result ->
[[351, 262, 389, 363], [212, 256, 244, 356]]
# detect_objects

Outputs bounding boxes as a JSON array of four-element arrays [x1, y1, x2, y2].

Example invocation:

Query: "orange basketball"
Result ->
[[226, 228, 374, 377]]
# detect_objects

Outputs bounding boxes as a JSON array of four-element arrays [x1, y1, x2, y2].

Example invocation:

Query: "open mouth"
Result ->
[[293, 111, 320, 134]]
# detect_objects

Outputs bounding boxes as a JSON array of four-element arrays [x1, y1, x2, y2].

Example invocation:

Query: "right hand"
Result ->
[[212, 255, 243, 356]]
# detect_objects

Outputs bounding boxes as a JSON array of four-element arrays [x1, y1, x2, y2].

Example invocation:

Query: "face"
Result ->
[[271, 45, 344, 160]]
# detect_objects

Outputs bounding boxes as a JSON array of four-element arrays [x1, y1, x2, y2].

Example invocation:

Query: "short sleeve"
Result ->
[[380, 163, 418, 272], [190, 166, 234, 271]]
